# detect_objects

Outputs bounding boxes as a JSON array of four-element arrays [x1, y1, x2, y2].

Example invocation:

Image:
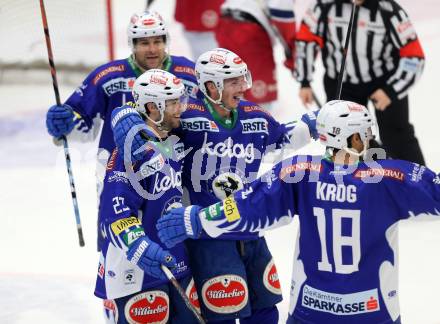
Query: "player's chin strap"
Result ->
[[205, 91, 235, 113], [139, 110, 171, 133], [342, 139, 370, 159]]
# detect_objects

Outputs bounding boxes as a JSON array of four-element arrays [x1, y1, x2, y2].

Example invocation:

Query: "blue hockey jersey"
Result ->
[[174, 97, 311, 240], [94, 133, 190, 300], [198, 155, 440, 323], [65, 55, 198, 163]]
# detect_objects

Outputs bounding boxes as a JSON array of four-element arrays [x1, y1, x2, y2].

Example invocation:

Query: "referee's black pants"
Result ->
[[324, 75, 425, 165]]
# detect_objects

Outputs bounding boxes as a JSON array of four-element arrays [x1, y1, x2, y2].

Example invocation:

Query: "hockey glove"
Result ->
[[301, 110, 319, 140], [126, 236, 177, 280], [46, 104, 75, 138], [156, 206, 203, 248], [111, 106, 156, 161]]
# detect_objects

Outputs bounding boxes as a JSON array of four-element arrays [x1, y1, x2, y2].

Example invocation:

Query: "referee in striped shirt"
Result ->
[[295, 0, 425, 165]]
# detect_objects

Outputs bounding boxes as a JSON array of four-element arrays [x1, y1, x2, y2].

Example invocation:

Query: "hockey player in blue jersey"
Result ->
[[110, 48, 319, 323], [44, 10, 198, 250], [95, 69, 203, 323], [156, 100, 440, 323]]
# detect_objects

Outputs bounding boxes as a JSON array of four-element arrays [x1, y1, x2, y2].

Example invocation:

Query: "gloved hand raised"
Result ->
[[301, 110, 319, 140], [156, 206, 203, 248], [126, 236, 177, 280], [111, 106, 157, 161], [46, 104, 75, 138]]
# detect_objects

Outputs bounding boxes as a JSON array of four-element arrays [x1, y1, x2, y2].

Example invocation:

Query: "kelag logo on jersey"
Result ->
[[240, 118, 269, 134], [301, 285, 380, 315], [201, 133, 255, 163], [152, 169, 182, 195], [102, 77, 136, 96], [181, 117, 219, 132]]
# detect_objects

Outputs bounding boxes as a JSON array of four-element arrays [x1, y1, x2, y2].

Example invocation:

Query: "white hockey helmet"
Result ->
[[317, 100, 374, 156], [195, 48, 252, 104], [132, 69, 185, 127], [127, 11, 169, 49]]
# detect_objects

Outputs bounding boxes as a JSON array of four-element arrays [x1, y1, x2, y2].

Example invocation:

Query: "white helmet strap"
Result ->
[[204, 81, 236, 112], [341, 139, 370, 159], [140, 103, 166, 131]]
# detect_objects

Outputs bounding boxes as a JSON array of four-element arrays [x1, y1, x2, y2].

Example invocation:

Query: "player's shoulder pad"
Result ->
[[238, 100, 273, 118], [90, 59, 129, 86], [170, 55, 196, 75]]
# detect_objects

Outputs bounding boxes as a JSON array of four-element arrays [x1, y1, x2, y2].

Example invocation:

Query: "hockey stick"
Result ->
[[39, 0, 85, 247], [332, 1, 382, 150], [335, 0, 359, 100], [145, 0, 155, 10], [312, 91, 322, 108], [161, 265, 206, 324]]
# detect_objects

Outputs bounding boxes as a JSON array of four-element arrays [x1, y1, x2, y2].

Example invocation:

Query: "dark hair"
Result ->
[[133, 35, 167, 46]]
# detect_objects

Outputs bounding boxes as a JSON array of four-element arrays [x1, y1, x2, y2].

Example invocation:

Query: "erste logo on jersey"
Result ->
[[139, 154, 165, 178], [124, 291, 169, 324], [263, 260, 282, 295], [201, 275, 248, 314], [102, 77, 135, 96], [181, 117, 219, 132], [241, 118, 269, 134], [201, 133, 255, 163], [301, 285, 380, 316]]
